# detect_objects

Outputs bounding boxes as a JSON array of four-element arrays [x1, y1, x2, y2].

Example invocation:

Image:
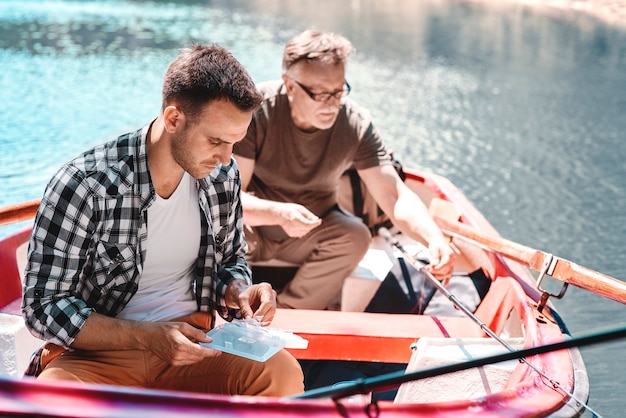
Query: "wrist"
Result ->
[[225, 279, 249, 307]]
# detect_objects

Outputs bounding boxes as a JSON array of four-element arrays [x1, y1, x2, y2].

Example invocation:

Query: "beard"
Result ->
[[171, 128, 220, 179]]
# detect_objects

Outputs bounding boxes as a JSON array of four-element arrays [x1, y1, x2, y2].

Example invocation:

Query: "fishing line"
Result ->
[[377, 227, 602, 417]]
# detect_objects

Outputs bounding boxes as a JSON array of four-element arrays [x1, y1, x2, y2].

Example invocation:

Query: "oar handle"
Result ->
[[552, 260, 626, 304], [434, 215, 626, 305], [0, 199, 40, 226]]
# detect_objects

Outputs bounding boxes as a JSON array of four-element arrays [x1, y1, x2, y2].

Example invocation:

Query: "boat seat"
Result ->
[[393, 276, 525, 403], [394, 336, 525, 403], [270, 308, 486, 363]]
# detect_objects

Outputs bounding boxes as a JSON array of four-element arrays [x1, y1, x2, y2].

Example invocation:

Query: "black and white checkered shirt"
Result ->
[[22, 123, 251, 349]]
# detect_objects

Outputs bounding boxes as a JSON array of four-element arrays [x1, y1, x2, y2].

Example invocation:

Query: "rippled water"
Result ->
[[1, 0, 625, 415]]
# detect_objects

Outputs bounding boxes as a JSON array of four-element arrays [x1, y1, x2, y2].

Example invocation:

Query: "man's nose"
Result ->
[[323, 95, 342, 107], [218, 147, 234, 165]]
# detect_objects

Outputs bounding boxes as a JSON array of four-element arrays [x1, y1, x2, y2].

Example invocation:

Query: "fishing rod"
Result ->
[[289, 322, 626, 400], [372, 227, 598, 415]]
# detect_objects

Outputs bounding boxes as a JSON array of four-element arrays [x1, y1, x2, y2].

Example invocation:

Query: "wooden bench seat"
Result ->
[[270, 309, 486, 363]]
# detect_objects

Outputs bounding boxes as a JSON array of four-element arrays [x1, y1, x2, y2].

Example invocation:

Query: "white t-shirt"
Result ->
[[117, 172, 200, 322]]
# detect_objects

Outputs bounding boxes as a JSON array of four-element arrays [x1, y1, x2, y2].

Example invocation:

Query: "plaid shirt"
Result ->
[[22, 123, 251, 350]]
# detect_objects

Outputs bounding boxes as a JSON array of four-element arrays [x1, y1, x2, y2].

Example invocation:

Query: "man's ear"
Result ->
[[163, 105, 185, 133], [283, 76, 296, 102], [283, 75, 294, 92]]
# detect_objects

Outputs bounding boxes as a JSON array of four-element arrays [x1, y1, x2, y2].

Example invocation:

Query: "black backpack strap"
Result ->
[[348, 169, 368, 226], [397, 256, 417, 304]]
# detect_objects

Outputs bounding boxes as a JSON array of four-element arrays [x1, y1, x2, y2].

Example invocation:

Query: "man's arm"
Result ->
[[235, 155, 321, 237], [23, 165, 221, 366], [358, 164, 455, 280], [70, 312, 218, 366]]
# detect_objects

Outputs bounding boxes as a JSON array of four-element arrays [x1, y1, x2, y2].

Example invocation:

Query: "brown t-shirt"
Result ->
[[234, 80, 391, 217]]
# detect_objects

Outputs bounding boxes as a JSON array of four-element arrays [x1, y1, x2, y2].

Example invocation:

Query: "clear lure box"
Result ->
[[200, 319, 308, 362]]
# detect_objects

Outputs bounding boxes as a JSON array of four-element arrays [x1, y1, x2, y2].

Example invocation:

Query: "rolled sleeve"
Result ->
[[22, 166, 96, 348], [211, 163, 252, 320]]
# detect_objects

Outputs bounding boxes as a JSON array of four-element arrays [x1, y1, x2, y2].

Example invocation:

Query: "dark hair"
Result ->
[[282, 29, 355, 75], [162, 44, 262, 120]]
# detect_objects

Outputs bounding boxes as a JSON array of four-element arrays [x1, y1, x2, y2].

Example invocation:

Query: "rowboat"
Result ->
[[2, 167, 625, 417]]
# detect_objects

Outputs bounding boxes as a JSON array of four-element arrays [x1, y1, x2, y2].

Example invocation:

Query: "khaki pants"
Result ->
[[246, 208, 371, 310], [37, 312, 304, 397]]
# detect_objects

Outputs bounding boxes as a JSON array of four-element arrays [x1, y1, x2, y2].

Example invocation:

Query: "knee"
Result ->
[[319, 214, 371, 259], [37, 366, 83, 383], [264, 350, 304, 396], [342, 217, 372, 253]]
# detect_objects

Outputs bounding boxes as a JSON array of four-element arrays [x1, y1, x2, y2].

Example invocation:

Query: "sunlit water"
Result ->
[[1, 0, 625, 415]]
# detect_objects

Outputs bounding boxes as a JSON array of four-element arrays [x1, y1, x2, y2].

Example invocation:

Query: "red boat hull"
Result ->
[[0, 169, 588, 417]]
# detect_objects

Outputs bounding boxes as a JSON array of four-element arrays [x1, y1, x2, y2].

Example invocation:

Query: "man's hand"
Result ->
[[425, 238, 456, 286], [225, 280, 277, 326], [277, 202, 321, 237], [143, 321, 221, 366]]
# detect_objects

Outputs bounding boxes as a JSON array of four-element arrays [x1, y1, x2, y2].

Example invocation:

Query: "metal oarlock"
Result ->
[[536, 253, 569, 313]]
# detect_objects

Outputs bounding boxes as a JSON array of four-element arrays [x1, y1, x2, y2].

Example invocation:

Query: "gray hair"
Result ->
[[282, 29, 355, 75]]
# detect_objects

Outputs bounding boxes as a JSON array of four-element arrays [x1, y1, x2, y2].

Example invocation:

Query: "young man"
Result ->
[[234, 30, 455, 310], [22, 44, 304, 396]]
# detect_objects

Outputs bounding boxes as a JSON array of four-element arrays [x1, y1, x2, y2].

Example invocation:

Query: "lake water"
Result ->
[[1, 0, 625, 415]]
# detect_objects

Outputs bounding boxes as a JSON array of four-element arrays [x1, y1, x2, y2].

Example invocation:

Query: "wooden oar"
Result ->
[[433, 214, 626, 305], [0, 199, 40, 226]]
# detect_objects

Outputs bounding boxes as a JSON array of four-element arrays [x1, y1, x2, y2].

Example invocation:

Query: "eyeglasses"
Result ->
[[291, 78, 351, 102]]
